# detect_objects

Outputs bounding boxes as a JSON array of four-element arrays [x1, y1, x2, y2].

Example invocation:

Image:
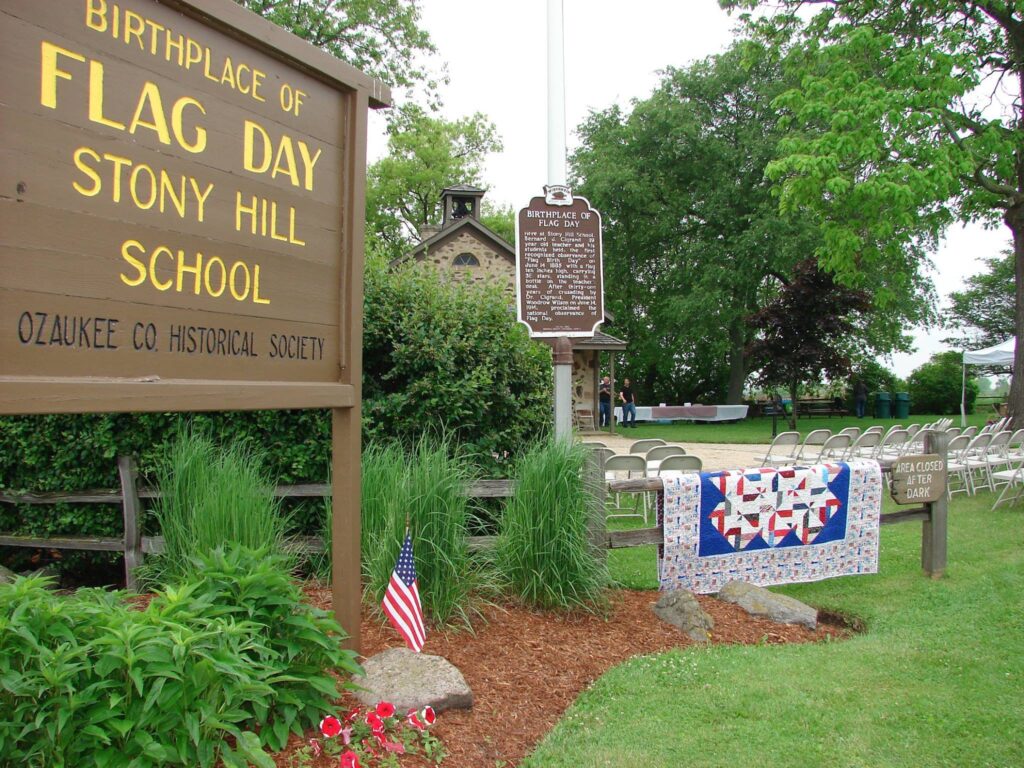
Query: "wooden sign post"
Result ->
[[0, 0, 389, 650]]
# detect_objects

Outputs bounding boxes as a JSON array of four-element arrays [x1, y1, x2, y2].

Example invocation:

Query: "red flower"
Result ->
[[344, 706, 362, 723], [407, 711, 426, 731], [320, 715, 342, 738], [339, 750, 361, 768], [365, 711, 384, 732], [422, 706, 436, 726], [375, 701, 396, 718]]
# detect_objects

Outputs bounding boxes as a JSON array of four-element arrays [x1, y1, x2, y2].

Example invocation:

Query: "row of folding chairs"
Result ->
[[947, 428, 1024, 498], [586, 441, 703, 524], [759, 419, 956, 468]]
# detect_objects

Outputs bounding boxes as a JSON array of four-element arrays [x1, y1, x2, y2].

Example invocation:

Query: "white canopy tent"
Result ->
[[962, 337, 1015, 425]]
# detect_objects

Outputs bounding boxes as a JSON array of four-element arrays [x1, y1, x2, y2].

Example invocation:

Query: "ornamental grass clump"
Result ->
[[496, 438, 608, 612], [141, 430, 288, 587], [361, 436, 482, 628]]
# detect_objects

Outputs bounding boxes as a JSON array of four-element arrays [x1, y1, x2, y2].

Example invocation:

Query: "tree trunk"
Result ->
[[1007, 206, 1024, 429], [726, 320, 746, 404]]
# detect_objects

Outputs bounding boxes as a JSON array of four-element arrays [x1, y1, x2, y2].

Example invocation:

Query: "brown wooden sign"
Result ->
[[0, 0, 387, 414], [515, 192, 604, 337], [0, 0, 390, 652], [890, 454, 947, 504]]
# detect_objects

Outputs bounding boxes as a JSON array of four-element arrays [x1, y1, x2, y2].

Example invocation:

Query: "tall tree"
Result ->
[[944, 252, 1015, 349], [572, 45, 924, 405], [723, 0, 1024, 422], [366, 106, 502, 259], [236, 0, 439, 96], [747, 259, 872, 428]]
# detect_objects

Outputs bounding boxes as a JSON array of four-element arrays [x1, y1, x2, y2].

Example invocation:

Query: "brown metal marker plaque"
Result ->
[[0, 0, 390, 652], [516, 193, 603, 337], [890, 454, 947, 504]]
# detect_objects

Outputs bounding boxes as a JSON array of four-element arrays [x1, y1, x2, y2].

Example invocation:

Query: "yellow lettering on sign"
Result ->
[[242, 119, 322, 191], [40, 42, 85, 109], [119, 239, 271, 305]]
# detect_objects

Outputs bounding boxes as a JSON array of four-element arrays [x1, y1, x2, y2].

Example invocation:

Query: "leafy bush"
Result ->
[[496, 439, 608, 612], [908, 351, 977, 415], [361, 437, 485, 627], [138, 431, 288, 587], [363, 258, 552, 472], [0, 546, 360, 766]]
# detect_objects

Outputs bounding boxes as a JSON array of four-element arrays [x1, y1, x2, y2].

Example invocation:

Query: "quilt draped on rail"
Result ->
[[658, 459, 883, 594]]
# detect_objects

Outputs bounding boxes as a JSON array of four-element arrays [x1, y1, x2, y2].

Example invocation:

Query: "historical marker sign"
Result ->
[[890, 454, 947, 504], [515, 190, 603, 337], [0, 0, 387, 414]]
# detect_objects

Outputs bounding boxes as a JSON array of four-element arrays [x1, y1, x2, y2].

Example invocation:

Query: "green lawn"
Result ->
[[602, 411, 993, 444], [526, 492, 1024, 768]]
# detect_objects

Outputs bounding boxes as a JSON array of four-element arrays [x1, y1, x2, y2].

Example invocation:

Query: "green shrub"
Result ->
[[0, 546, 359, 766], [362, 258, 552, 472], [138, 431, 288, 587], [361, 437, 484, 628], [496, 439, 608, 612], [908, 351, 977, 415]]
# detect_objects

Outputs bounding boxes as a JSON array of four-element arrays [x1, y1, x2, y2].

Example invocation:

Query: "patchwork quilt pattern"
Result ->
[[658, 460, 882, 594]]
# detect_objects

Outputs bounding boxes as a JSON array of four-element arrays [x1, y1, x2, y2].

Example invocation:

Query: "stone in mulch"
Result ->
[[652, 589, 714, 642], [717, 580, 817, 630], [354, 647, 473, 713]]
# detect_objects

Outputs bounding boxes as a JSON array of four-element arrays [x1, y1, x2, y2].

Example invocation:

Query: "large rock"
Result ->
[[717, 580, 817, 630], [354, 648, 473, 713], [653, 589, 714, 643]]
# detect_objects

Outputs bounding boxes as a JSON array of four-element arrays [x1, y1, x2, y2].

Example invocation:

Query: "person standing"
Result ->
[[598, 375, 612, 428], [619, 378, 637, 428], [854, 379, 868, 419]]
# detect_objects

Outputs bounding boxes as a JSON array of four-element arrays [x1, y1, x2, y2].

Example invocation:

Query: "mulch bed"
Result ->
[[273, 587, 847, 767]]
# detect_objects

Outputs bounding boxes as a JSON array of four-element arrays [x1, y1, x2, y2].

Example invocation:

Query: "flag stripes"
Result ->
[[382, 533, 426, 652]]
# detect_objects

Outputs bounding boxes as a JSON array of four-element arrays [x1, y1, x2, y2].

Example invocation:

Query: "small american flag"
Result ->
[[382, 532, 426, 652]]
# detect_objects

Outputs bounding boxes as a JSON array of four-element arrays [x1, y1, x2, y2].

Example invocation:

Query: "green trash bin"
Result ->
[[874, 391, 891, 419], [894, 392, 911, 419]]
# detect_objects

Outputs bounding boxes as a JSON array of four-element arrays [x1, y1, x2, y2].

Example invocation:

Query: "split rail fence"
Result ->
[[0, 432, 949, 589]]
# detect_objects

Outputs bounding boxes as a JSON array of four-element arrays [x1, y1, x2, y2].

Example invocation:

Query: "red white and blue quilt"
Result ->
[[658, 460, 882, 594]]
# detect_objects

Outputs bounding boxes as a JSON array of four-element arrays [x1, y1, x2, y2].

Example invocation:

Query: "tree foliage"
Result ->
[[908, 352, 978, 415], [722, 0, 1024, 420], [746, 259, 872, 427], [944, 251, 1015, 349], [235, 0, 440, 96], [572, 44, 923, 406], [366, 106, 502, 259]]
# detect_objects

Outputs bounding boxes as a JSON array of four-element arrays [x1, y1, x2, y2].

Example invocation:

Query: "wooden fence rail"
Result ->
[[1, 432, 948, 589], [0, 458, 516, 591]]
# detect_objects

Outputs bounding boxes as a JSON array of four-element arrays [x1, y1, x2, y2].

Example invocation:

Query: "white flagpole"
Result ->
[[548, 0, 573, 439]]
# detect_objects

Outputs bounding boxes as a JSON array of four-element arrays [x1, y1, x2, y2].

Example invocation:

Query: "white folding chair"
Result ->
[[848, 430, 882, 459], [604, 454, 649, 522], [758, 431, 801, 467], [645, 445, 686, 474], [628, 439, 666, 454], [794, 429, 832, 463], [657, 454, 703, 476], [811, 433, 852, 463], [945, 435, 973, 498]]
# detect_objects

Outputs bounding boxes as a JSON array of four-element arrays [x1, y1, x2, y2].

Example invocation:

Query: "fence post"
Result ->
[[118, 456, 143, 592], [921, 430, 948, 578], [583, 450, 607, 562]]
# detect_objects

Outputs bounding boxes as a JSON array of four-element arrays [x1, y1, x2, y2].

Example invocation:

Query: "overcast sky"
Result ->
[[369, 0, 1011, 378]]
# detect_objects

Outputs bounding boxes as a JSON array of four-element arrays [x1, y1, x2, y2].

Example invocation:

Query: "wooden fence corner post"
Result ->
[[118, 455, 143, 592], [921, 430, 949, 578], [583, 450, 608, 563]]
